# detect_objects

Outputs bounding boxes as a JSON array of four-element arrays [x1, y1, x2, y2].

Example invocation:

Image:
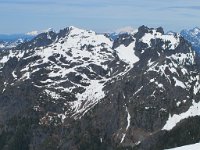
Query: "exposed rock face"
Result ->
[[0, 25, 200, 150]]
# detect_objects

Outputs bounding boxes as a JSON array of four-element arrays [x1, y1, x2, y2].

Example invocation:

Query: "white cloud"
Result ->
[[115, 26, 137, 34]]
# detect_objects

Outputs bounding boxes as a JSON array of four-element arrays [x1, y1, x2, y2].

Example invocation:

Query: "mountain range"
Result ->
[[181, 27, 200, 54], [0, 25, 200, 150], [0, 34, 34, 50], [0, 28, 54, 50]]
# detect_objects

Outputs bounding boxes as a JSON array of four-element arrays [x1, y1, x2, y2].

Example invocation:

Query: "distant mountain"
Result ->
[[0, 25, 200, 150], [107, 26, 138, 40], [0, 39, 24, 49], [0, 28, 53, 50], [0, 34, 33, 41], [0, 34, 35, 50], [181, 27, 200, 53], [26, 28, 54, 36]]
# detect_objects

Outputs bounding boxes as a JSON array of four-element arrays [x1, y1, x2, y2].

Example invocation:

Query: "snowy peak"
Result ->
[[111, 25, 186, 69], [108, 26, 137, 40], [115, 26, 137, 34], [26, 28, 55, 36], [26, 31, 40, 36], [135, 25, 180, 50], [112, 25, 181, 54], [44, 28, 55, 33]]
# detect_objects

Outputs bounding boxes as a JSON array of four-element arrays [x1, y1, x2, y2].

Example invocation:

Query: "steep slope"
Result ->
[[0, 25, 200, 150]]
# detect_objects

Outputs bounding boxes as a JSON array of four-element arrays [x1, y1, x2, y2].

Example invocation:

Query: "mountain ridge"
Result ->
[[0, 25, 200, 150]]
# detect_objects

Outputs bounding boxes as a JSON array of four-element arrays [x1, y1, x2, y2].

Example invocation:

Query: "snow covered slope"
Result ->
[[166, 142, 200, 150]]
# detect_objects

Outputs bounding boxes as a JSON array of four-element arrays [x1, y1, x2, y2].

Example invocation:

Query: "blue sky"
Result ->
[[0, 0, 200, 34]]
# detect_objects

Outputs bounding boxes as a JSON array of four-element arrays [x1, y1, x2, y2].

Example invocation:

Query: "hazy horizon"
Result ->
[[0, 0, 200, 34]]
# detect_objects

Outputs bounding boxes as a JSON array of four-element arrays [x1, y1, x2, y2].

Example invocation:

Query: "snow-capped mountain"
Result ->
[[115, 26, 137, 34], [181, 27, 200, 53], [0, 25, 200, 150], [26, 28, 55, 36], [0, 28, 53, 50]]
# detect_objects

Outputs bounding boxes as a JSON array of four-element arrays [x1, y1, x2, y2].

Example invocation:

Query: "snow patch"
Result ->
[[12, 71, 17, 79], [115, 26, 138, 34], [120, 106, 131, 143], [44, 89, 62, 100], [165, 142, 200, 150], [173, 77, 186, 89], [163, 100, 200, 130], [115, 42, 139, 66], [133, 86, 143, 97], [71, 80, 105, 119]]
